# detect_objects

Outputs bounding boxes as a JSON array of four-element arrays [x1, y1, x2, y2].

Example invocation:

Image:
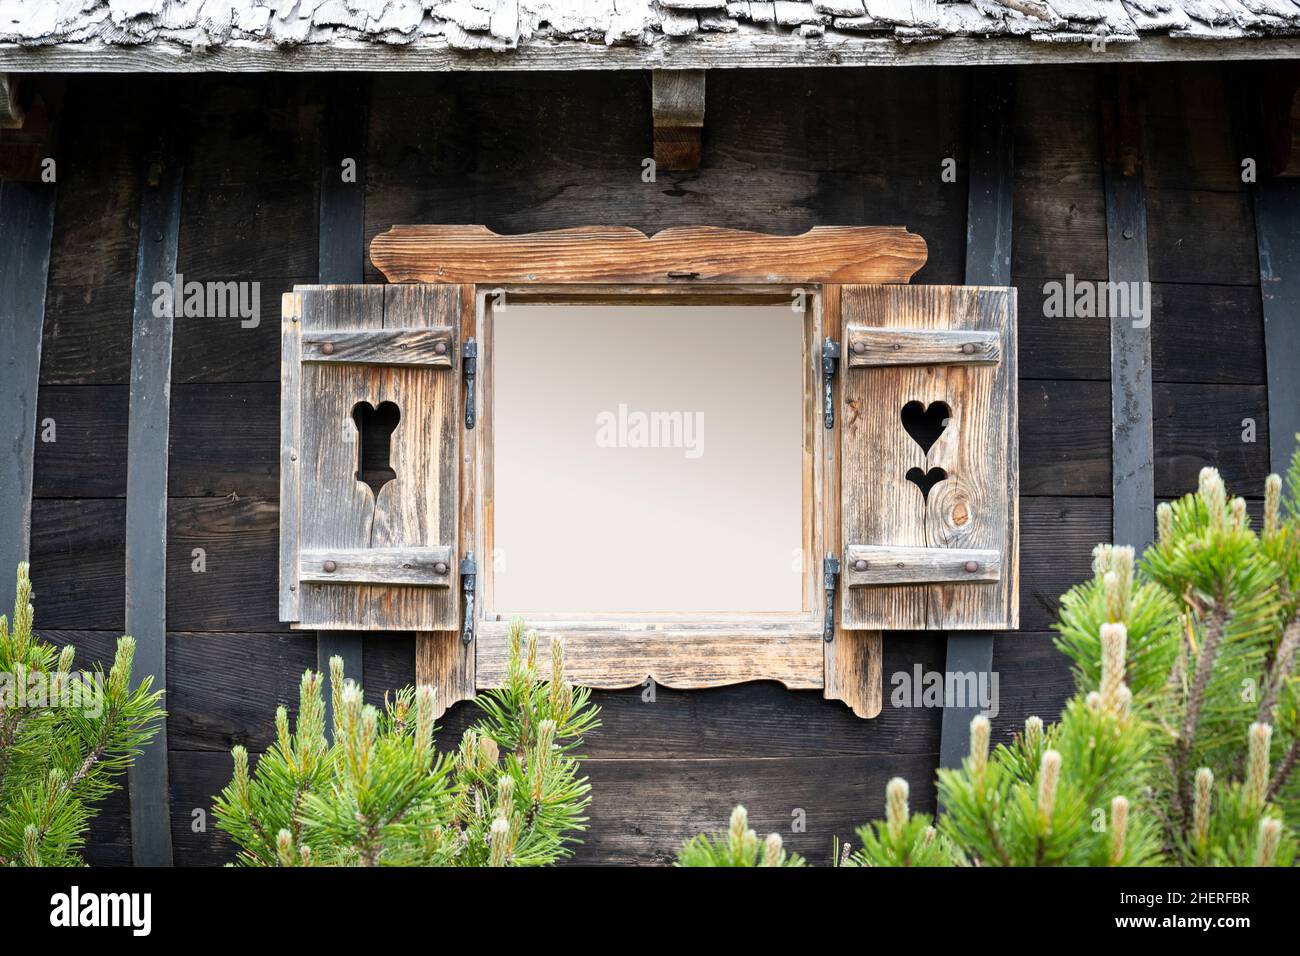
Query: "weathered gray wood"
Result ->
[[843, 545, 1001, 586], [300, 546, 453, 586], [941, 65, 1014, 774], [1254, 177, 1300, 476], [0, 178, 56, 613], [1103, 70, 1155, 552], [125, 143, 183, 867], [840, 285, 1018, 630], [844, 326, 1001, 367], [279, 293, 302, 621], [6, 37, 1300, 74], [291, 284, 461, 631], [302, 328, 454, 367]]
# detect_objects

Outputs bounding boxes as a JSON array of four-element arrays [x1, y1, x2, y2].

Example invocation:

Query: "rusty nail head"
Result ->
[[852, 342, 866, 355], [434, 561, 449, 576], [323, 560, 337, 573], [962, 343, 976, 355], [321, 342, 335, 355], [964, 560, 979, 573], [853, 559, 867, 572], [434, 341, 447, 355]]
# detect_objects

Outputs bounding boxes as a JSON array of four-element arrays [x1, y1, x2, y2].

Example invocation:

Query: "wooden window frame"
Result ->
[[367, 224, 932, 716], [473, 284, 827, 692]]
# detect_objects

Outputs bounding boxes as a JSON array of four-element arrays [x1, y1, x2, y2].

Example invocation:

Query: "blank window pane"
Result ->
[[492, 303, 804, 614]]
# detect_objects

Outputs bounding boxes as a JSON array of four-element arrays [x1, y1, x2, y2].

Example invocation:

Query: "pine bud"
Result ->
[[275, 706, 291, 764], [1086, 690, 1102, 712], [1254, 817, 1282, 867], [885, 777, 909, 840], [1103, 571, 1121, 623], [275, 829, 295, 866], [1025, 715, 1044, 752], [1103, 548, 1134, 621], [969, 714, 991, 780], [728, 805, 749, 852], [1200, 467, 1227, 533], [21, 824, 40, 867], [1193, 767, 1213, 846], [1264, 474, 1282, 539], [488, 817, 510, 867], [1100, 622, 1128, 713], [761, 832, 784, 867], [231, 746, 250, 805], [1231, 496, 1248, 532], [1157, 502, 1174, 543], [497, 774, 514, 819], [1038, 750, 1062, 823], [1245, 722, 1272, 808], [1117, 685, 1133, 718], [1108, 796, 1129, 866], [1091, 543, 1114, 578], [329, 655, 346, 740]]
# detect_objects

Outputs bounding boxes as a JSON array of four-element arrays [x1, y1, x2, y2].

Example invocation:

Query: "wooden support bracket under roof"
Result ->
[[652, 69, 705, 173]]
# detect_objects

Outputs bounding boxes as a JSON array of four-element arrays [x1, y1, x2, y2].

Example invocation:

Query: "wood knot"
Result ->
[[952, 501, 969, 526]]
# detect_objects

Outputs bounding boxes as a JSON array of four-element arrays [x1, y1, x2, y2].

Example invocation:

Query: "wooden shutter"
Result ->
[[280, 284, 461, 630], [839, 285, 1017, 630]]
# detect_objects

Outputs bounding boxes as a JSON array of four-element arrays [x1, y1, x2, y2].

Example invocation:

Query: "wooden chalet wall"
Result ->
[[24, 64, 1271, 865]]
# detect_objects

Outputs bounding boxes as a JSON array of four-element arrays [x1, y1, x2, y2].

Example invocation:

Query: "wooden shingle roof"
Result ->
[[2, 0, 1299, 69]]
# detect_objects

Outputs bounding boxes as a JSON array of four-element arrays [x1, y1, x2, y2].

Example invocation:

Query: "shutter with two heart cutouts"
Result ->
[[839, 285, 1018, 630], [280, 284, 461, 630]]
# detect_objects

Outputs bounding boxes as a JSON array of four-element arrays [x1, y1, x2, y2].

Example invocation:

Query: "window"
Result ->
[[279, 225, 1017, 717]]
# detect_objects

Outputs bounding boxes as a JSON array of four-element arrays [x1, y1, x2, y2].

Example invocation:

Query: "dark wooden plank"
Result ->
[[1153, 382, 1270, 496], [167, 497, 285, 633], [125, 139, 183, 867], [169, 383, 279, 497], [171, 278, 309, 385], [317, 73, 370, 722], [1103, 71, 1155, 553], [28, 498, 126, 630], [1145, 188, 1258, 287], [1019, 496, 1111, 632], [1151, 283, 1266, 385], [1253, 177, 1300, 475], [0, 178, 57, 611], [33, 385, 128, 498], [1019, 380, 1112, 496]]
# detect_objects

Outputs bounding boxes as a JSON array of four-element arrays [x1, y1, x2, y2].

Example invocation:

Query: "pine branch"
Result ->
[[1174, 603, 1227, 826]]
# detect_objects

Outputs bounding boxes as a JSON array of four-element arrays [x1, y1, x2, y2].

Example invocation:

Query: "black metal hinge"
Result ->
[[821, 338, 840, 430], [460, 553, 477, 645], [823, 554, 840, 642], [462, 338, 478, 430]]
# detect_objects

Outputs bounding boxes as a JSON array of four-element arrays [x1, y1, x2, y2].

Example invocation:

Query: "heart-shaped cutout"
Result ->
[[351, 400, 401, 497], [906, 466, 948, 500], [900, 400, 951, 455]]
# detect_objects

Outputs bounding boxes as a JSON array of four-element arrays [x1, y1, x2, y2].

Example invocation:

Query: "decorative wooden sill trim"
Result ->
[[369, 225, 928, 285]]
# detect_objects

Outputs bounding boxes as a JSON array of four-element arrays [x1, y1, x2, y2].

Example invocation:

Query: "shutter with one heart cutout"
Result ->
[[839, 284, 1017, 630], [280, 284, 461, 630]]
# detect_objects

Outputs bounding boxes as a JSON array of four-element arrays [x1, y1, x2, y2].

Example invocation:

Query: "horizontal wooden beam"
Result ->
[[843, 545, 1001, 586], [371, 225, 927, 285], [844, 326, 1001, 367], [5, 36, 1300, 74], [302, 328, 453, 366], [300, 547, 454, 587]]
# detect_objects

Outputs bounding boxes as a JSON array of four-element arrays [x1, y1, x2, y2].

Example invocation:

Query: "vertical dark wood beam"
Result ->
[[125, 136, 183, 867], [939, 67, 1014, 771], [317, 74, 369, 725], [1254, 170, 1300, 475], [1102, 68, 1155, 552], [652, 70, 705, 172], [0, 179, 56, 613]]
